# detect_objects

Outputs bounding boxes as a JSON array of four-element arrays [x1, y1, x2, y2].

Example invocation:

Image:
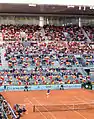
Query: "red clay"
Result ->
[[1, 89, 94, 119]]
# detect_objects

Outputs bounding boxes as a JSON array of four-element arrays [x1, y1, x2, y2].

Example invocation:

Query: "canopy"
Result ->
[[0, 0, 94, 6]]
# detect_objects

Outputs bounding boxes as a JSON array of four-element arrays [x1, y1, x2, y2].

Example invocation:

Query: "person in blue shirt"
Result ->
[[46, 89, 50, 98]]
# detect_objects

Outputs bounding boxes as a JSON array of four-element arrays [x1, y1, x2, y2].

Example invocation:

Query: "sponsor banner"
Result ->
[[0, 86, 4, 92], [6, 86, 24, 91], [0, 84, 81, 92], [6, 85, 60, 91], [63, 84, 81, 89]]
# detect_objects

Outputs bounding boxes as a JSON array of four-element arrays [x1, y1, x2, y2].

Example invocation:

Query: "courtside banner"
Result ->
[[5, 85, 60, 91], [0, 86, 4, 91], [63, 84, 81, 89], [0, 84, 81, 91], [92, 85, 94, 90]]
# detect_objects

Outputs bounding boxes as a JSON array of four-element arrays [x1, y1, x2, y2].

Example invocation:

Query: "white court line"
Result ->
[[25, 109, 29, 115], [42, 97, 85, 103], [33, 97, 57, 119], [18, 103, 30, 106], [81, 98, 94, 103], [74, 111, 88, 119], [60, 100, 88, 119], [25, 98, 34, 105], [74, 96, 89, 118], [74, 95, 94, 103], [77, 95, 94, 102], [16, 103, 29, 115], [74, 96, 87, 103], [74, 96, 94, 106], [26, 97, 48, 119], [18, 100, 30, 115]]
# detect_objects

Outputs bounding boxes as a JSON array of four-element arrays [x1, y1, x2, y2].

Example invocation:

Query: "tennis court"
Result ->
[[1, 89, 94, 119]]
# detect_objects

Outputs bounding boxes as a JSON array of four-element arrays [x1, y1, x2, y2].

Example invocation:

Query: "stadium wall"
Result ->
[[0, 16, 79, 25], [0, 16, 94, 26], [0, 84, 81, 91], [92, 85, 94, 90]]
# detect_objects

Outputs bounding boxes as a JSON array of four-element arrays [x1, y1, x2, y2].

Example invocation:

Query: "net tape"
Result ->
[[33, 102, 94, 112]]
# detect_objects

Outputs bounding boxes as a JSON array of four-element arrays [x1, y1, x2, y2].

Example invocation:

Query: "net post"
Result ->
[[33, 105, 35, 112]]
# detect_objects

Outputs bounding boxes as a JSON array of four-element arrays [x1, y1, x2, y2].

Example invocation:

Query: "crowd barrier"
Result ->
[[0, 84, 81, 92], [4, 100, 17, 119]]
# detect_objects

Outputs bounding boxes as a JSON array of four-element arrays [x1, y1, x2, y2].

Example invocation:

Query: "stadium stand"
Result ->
[[0, 24, 93, 86], [0, 94, 17, 119], [0, 40, 90, 85], [0, 1, 94, 119]]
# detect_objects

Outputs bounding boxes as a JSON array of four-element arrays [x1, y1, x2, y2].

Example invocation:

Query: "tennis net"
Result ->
[[33, 103, 94, 112]]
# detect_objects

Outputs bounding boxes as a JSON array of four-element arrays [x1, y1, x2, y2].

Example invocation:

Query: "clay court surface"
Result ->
[[1, 89, 94, 119]]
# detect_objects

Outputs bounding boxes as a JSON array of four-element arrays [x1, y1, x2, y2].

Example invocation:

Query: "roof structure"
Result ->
[[0, 1, 94, 16], [0, 0, 94, 6]]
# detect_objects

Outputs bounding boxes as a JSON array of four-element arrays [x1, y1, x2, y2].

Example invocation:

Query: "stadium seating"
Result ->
[[0, 94, 16, 119], [0, 24, 93, 86], [43, 25, 85, 41], [0, 24, 86, 42], [83, 26, 94, 41], [0, 41, 91, 86]]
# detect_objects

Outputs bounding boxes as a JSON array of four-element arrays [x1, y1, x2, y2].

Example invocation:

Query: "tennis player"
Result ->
[[46, 89, 50, 98]]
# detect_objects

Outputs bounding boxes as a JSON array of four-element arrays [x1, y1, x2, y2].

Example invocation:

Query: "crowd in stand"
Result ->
[[83, 26, 94, 41], [0, 24, 94, 86], [1, 24, 94, 42], [13, 104, 26, 119], [0, 94, 27, 119], [43, 25, 86, 41], [0, 24, 40, 41], [0, 41, 92, 86], [0, 24, 87, 41], [0, 94, 17, 119]]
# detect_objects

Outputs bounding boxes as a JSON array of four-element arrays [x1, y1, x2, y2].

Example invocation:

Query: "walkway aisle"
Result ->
[[1, 48, 8, 69]]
